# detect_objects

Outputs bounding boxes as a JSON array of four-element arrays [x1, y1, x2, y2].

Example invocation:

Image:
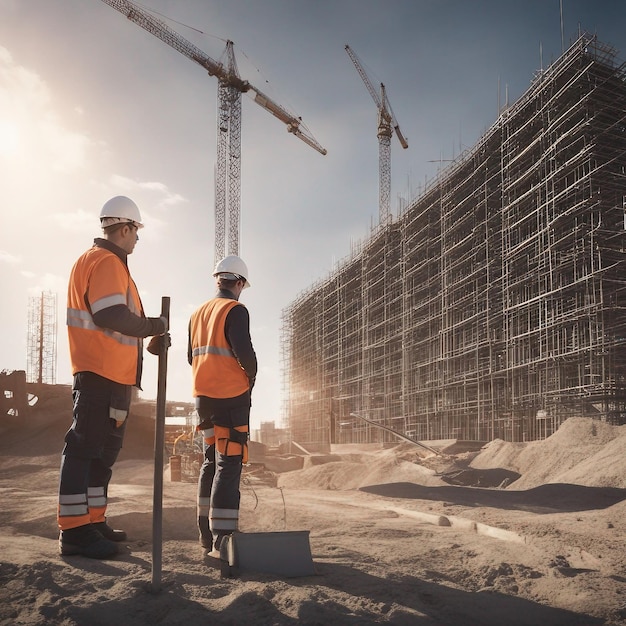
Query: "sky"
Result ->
[[1, 0, 624, 429]]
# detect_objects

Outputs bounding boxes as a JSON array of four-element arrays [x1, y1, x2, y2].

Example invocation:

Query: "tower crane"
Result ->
[[345, 45, 408, 225], [99, 0, 327, 263]]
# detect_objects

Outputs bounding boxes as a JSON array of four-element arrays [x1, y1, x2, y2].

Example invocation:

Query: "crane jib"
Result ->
[[100, 0, 327, 261], [102, 0, 326, 155]]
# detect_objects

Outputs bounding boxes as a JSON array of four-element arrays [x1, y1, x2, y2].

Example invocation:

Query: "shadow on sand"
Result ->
[[359, 482, 626, 514]]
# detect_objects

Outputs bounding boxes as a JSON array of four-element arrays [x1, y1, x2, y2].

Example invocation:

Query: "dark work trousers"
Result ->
[[197, 442, 216, 543], [196, 392, 250, 547], [58, 372, 131, 530]]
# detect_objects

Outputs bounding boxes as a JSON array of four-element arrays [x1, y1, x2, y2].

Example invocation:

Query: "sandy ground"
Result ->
[[0, 391, 625, 625]]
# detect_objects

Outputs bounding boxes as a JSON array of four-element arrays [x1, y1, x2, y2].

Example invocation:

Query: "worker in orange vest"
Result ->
[[58, 196, 168, 559], [188, 255, 257, 555]]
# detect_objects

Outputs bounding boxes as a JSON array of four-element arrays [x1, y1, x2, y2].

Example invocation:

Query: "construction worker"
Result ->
[[58, 196, 169, 559], [188, 255, 257, 555]]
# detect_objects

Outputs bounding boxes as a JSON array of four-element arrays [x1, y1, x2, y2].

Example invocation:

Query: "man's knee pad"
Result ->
[[214, 425, 249, 463]]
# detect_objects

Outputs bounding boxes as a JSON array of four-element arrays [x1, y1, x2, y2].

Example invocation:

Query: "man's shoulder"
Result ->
[[77, 242, 113, 261], [73, 245, 128, 286], [196, 296, 242, 309], [190, 297, 216, 316], [190, 298, 244, 324], [73, 244, 107, 268]]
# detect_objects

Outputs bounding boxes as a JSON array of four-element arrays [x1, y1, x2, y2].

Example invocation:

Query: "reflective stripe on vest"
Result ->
[[190, 298, 249, 398], [67, 308, 139, 347], [192, 345, 235, 358], [91, 293, 127, 314]]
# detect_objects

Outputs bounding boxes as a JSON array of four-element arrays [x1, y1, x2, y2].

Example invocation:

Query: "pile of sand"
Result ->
[[273, 417, 626, 494], [278, 449, 444, 490], [470, 417, 626, 489]]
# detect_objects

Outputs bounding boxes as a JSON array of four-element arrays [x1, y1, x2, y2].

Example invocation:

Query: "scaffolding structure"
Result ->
[[26, 291, 57, 385], [282, 34, 626, 448]]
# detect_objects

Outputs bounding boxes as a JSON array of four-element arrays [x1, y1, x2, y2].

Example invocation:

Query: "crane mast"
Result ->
[[99, 0, 326, 263], [345, 45, 408, 225], [216, 41, 242, 260]]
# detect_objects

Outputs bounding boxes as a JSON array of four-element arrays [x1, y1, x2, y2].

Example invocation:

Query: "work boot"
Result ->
[[205, 533, 226, 559], [198, 516, 212, 550], [59, 524, 119, 559], [199, 533, 213, 550], [93, 521, 127, 542]]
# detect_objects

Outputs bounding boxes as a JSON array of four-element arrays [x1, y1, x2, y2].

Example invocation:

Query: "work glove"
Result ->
[[147, 332, 171, 355]]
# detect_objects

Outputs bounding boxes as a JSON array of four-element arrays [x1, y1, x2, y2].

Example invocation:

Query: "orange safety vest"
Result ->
[[190, 298, 250, 399], [66, 245, 144, 386]]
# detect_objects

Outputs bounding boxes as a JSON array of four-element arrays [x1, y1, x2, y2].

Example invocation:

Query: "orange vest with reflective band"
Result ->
[[67, 245, 144, 385], [190, 298, 250, 398]]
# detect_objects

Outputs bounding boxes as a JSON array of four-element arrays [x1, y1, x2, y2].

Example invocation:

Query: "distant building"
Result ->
[[252, 421, 290, 447], [282, 33, 626, 449]]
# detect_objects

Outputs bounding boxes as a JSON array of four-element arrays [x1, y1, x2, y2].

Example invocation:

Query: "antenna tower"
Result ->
[[26, 291, 57, 384]]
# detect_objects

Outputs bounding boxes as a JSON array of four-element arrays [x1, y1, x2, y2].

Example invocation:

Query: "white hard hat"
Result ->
[[213, 255, 250, 288], [99, 196, 144, 229]]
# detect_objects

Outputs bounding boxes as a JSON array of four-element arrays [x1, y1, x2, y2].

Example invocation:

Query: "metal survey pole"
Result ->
[[150, 296, 170, 593]]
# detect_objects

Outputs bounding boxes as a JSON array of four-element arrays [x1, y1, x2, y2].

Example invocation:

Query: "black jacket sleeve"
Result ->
[[224, 304, 257, 382], [93, 304, 166, 338]]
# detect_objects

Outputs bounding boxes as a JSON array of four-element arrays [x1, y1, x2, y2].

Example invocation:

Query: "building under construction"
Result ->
[[282, 33, 626, 450]]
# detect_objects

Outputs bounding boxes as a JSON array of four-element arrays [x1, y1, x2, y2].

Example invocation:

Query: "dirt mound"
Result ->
[[470, 439, 526, 471], [0, 390, 157, 461], [470, 417, 626, 489], [277, 448, 444, 490], [275, 417, 626, 494]]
